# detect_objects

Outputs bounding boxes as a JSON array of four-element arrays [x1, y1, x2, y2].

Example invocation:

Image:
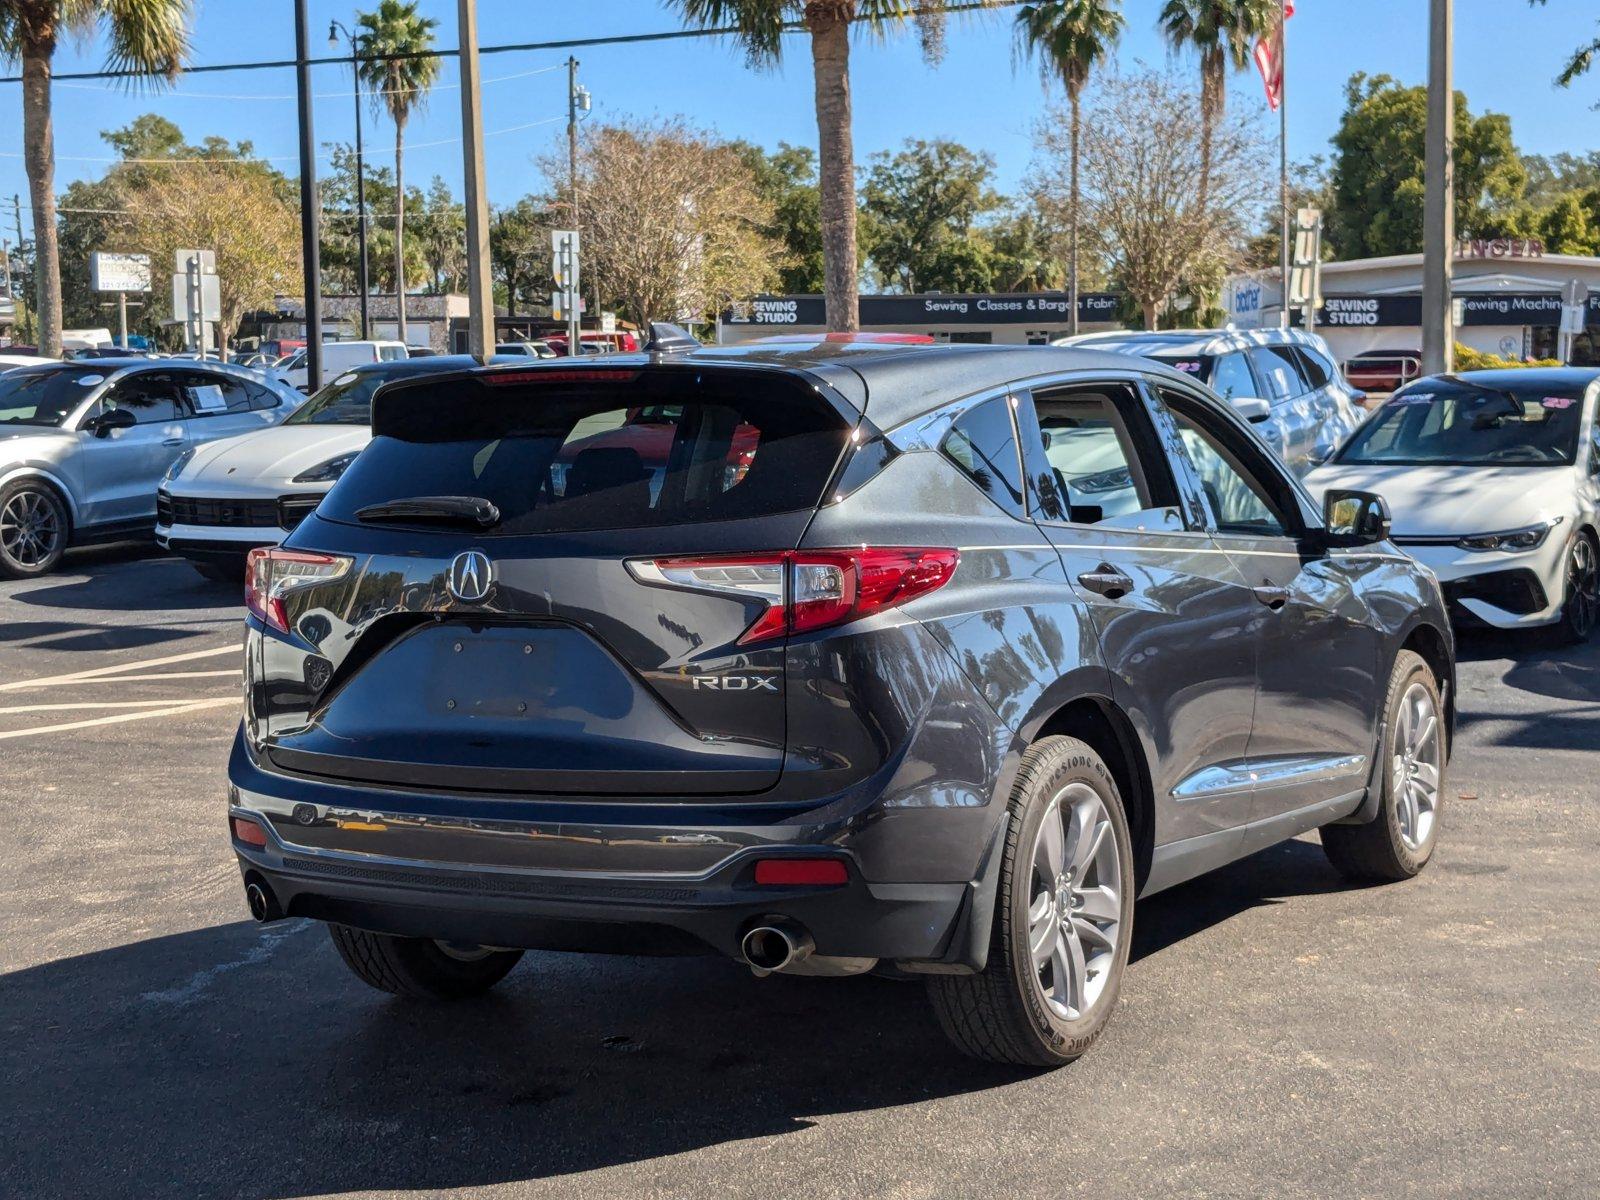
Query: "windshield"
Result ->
[[1336, 379, 1587, 467], [285, 371, 385, 426], [0, 367, 102, 428]]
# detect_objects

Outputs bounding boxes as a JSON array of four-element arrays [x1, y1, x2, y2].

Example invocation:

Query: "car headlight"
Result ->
[[292, 452, 358, 484], [1457, 516, 1563, 552], [161, 448, 196, 484]]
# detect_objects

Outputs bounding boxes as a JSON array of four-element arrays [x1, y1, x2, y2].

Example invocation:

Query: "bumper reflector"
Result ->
[[231, 816, 269, 848], [753, 858, 849, 886]]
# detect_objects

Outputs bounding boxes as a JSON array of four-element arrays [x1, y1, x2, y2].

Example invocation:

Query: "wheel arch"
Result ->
[[1398, 619, 1455, 756], [0, 467, 78, 538]]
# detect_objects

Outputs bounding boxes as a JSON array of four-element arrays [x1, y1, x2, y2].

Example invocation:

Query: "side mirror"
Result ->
[[1229, 395, 1272, 424], [1323, 489, 1392, 547], [85, 407, 137, 437], [1347, 388, 1369, 405]]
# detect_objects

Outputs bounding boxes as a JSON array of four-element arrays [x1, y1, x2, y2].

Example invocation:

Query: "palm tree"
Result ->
[[668, 1, 997, 332], [354, 0, 439, 345], [1014, 1, 1124, 338], [0, 3, 190, 358], [1157, 0, 1274, 214]]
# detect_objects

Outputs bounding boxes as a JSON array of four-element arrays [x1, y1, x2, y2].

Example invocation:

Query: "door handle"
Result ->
[[1077, 563, 1134, 600], [1253, 585, 1289, 611], [162, 438, 185, 447]]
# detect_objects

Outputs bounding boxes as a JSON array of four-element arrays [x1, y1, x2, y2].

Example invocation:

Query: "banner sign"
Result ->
[[1302, 292, 1600, 329], [723, 292, 1120, 327]]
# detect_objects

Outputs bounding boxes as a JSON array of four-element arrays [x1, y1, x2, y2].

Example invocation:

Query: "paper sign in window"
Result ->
[[189, 384, 227, 412]]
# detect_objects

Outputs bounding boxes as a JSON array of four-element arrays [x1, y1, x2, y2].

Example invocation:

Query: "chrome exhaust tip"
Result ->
[[244, 880, 282, 923], [740, 920, 815, 976]]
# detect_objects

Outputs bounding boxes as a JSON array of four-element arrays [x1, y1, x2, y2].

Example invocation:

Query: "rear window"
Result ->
[[318, 369, 852, 534]]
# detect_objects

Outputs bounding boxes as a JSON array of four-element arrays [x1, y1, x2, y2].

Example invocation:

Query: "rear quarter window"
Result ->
[[318, 370, 852, 534]]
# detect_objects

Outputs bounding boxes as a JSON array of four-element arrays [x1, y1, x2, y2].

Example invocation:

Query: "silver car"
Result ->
[[0, 358, 303, 577], [1057, 327, 1366, 476]]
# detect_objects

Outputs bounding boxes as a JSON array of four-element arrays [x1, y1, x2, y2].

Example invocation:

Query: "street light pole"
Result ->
[[294, 0, 324, 393], [1422, 0, 1455, 376], [330, 20, 371, 341], [457, 0, 493, 362]]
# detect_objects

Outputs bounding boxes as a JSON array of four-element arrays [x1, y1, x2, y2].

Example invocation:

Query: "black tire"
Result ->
[[1322, 650, 1445, 882], [190, 557, 246, 585], [327, 924, 523, 1000], [928, 736, 1135, 1067], [0, 479, 69, 579], [1551, 530, 1598, 646]]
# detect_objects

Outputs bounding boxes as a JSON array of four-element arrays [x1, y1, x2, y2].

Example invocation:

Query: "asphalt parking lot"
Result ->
[[3, 543, 1597, 1200]]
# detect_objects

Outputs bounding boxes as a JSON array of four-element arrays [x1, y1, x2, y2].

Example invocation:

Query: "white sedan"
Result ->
[[1308, 368, 1600, 642], [156, 354, 504, 580]]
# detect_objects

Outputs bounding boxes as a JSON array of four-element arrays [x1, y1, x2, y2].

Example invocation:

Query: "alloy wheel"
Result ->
[[1027, 782, 1123, 1021], [1391, 681, 1442, 852], [1567, 536, 1598, 640], [0, 489, 63, 569]]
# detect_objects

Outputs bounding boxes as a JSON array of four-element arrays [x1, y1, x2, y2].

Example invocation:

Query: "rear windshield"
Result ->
[[1335, 378, 1587, 467], [318, 369, 852, 534]]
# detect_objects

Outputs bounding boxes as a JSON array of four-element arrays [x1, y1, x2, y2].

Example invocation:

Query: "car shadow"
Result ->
[[0, 618, 212, 652], [2, 837, 1358, 1199], [1453, 627, 1600, 707], [13, 543, 239, 613]]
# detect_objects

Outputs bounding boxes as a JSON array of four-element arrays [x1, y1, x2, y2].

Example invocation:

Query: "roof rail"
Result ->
[[644, 322, 701, 353]]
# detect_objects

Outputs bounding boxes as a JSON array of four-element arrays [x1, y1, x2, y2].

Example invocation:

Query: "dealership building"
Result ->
[[718, 291, 1122, 345], [1226, 240, 1600, 367]]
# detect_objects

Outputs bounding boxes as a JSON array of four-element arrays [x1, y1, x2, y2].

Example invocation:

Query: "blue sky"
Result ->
[[3, 1, 1600, 225]]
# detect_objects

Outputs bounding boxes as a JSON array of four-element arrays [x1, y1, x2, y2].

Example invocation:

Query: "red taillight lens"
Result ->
[[231, 816, 269, 848], [480, 368, 641, 386], [753, 858, 850, 886], [630, 547, 957, 646], [246, 547, 352, 634]]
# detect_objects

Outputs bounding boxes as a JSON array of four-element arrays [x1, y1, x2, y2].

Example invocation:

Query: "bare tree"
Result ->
[[124, 162, 301, 343], [1031, 69, 1265, 329], [541, 118, 783, 332]]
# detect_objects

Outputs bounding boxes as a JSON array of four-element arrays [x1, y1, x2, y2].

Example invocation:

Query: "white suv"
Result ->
[[1058, 327, 1365, 476]]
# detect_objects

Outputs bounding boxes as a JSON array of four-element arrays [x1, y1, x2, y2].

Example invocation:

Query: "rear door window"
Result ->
[[1208, 352, 1259, 402], [1248, 346, 1305, 402], [1025, 382, 1178, 526], [1292, 345, 1334, 391], [102, 373, 182, 423], [941, 396, 1026, 515], [319, 371, 851, 534]]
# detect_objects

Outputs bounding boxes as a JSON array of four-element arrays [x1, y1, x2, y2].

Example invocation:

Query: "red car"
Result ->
[[1344, 349, 1421, 395]]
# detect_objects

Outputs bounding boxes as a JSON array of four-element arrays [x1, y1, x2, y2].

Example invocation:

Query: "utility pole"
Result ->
[[330, 20, 371, 340], [567, 56, 582, 354], [1277, 0, 1291, 330], [457, 0, 494, 362], [295, 0, 324, 392], [1422, 0, 1455, 376], [11, 196, 30, 344]]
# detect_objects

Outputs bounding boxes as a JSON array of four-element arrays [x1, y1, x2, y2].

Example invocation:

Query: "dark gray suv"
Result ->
[[228, 340, 1454, 1067]]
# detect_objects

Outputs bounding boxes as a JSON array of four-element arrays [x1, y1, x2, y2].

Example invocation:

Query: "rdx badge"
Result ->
[[691, 674, 779, 692]]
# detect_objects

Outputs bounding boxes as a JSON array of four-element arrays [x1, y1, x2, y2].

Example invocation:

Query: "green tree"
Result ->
[[488, 196, 551, 313], [1157, 0, 1275, 214], [1013, 0, 1123, 333], [419, 176, 465, 294], [354, 0, 440, 343], [862, 138, 1003, 292], [666, 1, 1002, 331], [734, 142, 826, 293], [0, 1, 191, 357], [1328, 74, 1526, 258]]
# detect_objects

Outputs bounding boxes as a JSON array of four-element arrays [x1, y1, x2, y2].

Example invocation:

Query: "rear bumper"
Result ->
[[227, 731, 977, 964]]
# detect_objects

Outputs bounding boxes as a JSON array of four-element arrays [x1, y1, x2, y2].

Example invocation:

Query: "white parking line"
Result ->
[[0, 700, 221, 714], [0, 697, 239, 741], [0, 644, 240, 692], [12, 669, 241, 689]]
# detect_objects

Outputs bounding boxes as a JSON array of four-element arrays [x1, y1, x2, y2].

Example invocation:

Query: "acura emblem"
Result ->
[[448, 549, 493, 603]]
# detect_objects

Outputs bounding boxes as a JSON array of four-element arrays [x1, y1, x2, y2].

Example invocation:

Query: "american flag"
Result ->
[[1254, 2, 1295, 112]]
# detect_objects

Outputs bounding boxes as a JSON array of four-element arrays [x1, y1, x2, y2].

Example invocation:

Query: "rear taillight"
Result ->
[[245, 547, 352, 634], [630, 547, 958, 646]]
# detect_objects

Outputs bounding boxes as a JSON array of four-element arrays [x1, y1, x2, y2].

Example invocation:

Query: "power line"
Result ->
[[49, 61, 563, 102], [0, 4, 1013, 85]]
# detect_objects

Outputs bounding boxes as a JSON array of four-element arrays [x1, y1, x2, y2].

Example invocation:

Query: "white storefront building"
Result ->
[[1226, 240, 1600, 368]]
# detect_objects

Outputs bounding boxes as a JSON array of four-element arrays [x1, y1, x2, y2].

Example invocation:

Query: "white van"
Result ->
[[274, 341, 408, 392]]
